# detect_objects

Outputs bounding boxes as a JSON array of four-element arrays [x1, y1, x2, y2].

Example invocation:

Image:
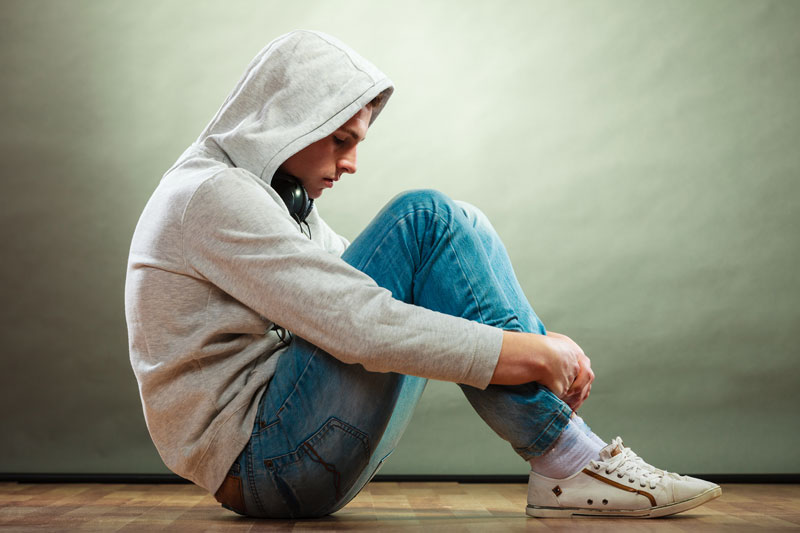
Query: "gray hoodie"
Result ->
[[124, 30, 503, 494]]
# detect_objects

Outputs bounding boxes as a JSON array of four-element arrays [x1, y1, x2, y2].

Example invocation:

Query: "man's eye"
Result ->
[[333, 136, 347, 145]]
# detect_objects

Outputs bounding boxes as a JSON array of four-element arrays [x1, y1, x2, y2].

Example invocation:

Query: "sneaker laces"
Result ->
[[589, 437, 665, 490], [627, 447, 685, 480]]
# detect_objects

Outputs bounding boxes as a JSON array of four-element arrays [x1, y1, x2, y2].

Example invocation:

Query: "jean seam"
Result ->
[[273, 344, 319, 419], [255, 419, 280, 435], [245, 440, 266, 515], [439, 217, 487, 323], [267, 465, 296, 517], [358, 210, 418, 273]]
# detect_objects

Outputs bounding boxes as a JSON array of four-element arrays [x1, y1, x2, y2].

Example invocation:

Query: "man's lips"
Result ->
[[322, 177, 337, 188]]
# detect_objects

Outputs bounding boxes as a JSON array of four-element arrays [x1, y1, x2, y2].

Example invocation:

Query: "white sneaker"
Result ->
[[526, 437, 722, 518]]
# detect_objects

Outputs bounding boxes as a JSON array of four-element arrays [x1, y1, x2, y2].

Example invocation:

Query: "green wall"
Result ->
[[1, 0, 798, 477]]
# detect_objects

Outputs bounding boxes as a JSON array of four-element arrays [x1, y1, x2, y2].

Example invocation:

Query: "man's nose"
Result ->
[[337, 147, 358, 175]]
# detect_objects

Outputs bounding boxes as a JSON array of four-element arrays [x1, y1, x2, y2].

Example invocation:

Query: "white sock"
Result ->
[[570, 413, 607, 448], [528, 419, 604, 479]]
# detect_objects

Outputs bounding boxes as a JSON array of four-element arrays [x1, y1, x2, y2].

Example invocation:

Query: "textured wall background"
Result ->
[[1, 0, 798, 477]]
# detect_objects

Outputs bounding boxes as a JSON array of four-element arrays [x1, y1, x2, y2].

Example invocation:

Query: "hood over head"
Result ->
[[194, 30, 393, 184]]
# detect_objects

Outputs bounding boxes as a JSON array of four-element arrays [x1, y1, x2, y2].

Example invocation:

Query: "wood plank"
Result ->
[[1, 482, 797, 531]]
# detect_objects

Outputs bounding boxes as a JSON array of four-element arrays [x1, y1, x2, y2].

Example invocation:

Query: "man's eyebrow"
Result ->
[[338, 126, 366, 142]]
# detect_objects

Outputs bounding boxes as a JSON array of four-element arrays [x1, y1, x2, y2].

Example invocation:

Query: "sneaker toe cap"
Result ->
[[672, 476, 720, 502]]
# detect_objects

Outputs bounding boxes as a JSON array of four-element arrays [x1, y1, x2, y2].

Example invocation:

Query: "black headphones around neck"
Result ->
[[271, 171, 314, 224]]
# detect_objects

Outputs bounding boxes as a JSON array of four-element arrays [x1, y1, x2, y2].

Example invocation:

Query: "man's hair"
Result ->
[[367, 92, 385, 110]]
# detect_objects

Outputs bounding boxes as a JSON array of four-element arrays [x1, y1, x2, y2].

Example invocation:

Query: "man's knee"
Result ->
[[454, 200, 491, 230], [386, 189, 455, 214], [380, 189, 490, 236]]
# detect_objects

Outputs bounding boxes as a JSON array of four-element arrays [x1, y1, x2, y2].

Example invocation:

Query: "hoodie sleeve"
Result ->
[[181, 172, 503, 389]]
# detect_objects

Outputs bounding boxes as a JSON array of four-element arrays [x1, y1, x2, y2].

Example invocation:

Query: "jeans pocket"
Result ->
[[263, 417, 370, 518]]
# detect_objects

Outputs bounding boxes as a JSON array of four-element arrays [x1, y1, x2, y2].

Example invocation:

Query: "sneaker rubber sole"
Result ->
[[526, 485, 722, 518]]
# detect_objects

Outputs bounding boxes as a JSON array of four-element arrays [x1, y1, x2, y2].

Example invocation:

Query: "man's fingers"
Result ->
[[567, 355, 594, 397], [565, 391, 583, 411], [580, 383, 591, 405], [565, 370, 593, 411], [566, 365, 590, 398], [566, 384, 591, 412]]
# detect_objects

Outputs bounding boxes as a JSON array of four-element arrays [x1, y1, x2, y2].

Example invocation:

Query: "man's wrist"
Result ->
[[491, 331, 549, 385]]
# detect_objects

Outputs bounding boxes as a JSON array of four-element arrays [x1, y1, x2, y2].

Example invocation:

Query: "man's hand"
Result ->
[[546, 331, 594, 411], [490, 331, 579, 396], [490, 330, 594, 410]]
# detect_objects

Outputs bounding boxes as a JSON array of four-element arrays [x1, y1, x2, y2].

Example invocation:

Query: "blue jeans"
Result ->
[[221, 190, 572, 518]]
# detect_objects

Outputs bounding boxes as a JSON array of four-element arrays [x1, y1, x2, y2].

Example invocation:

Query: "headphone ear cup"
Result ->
[[271, 171, 313, 223], [292, 182, 313, 222], [302, 197, 314, 221], [287, 184, 305, 215]]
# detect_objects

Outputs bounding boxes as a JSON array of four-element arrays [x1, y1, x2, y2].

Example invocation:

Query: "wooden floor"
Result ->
[[1, 481, 798, 531]]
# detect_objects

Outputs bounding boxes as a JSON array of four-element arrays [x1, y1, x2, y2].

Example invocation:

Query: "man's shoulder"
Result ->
[[163, 162, 256, 195], [152, 162, 272, 213], [159, 163, 296, 237]]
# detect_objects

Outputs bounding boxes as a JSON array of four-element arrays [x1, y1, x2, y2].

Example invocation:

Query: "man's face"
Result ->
[[279, 106, 373, 199]]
